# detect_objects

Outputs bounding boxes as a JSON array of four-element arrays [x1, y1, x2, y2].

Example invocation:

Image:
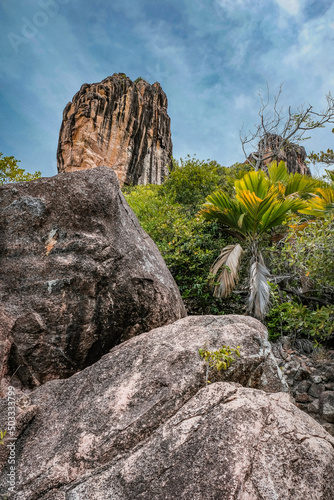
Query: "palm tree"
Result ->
[[299, 186, 334, 217], [199, 161, 321, 320]]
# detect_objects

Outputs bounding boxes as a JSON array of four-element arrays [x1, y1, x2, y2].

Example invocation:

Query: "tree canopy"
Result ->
[[0, 153, 41, 185]]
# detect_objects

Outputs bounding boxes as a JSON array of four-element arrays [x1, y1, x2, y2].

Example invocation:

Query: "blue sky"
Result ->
[[1, 0, 334, 177]]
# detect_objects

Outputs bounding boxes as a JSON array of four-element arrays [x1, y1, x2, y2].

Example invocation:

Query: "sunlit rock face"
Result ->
[[57, 73, 173, 186], [249, 133, 311, 175], [1, 316, 334, 499]]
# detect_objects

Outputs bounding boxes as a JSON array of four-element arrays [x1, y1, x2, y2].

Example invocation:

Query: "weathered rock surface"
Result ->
[[0, 167, 186, 390], [57, 73, 172, 186], [1, 315, 333, 499], [249, 133, 311, 175]]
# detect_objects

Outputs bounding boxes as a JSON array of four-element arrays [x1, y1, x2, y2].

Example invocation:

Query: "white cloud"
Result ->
[[234, 94, 254, 110], [282, 5, 334, 95], [274, 0, 301, 16], [215, 0, 252, 10], [213, 0, 257, 20]]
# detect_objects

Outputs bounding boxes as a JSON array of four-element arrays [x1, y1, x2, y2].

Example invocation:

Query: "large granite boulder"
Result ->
[[57, 73, 173, 186], [0, 167, 186, 390], [1, 315, 333, 499]]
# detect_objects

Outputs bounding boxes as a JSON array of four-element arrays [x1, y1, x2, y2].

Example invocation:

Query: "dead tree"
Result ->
[[240, 84, 334, 171]]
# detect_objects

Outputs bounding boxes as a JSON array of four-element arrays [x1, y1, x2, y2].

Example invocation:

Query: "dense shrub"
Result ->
[[123, 157, 250, 314], [163, 156, 251, 211], [267, 217, 334, 302], [124, 183, 241, 314], [124, 156, 333, 343], [265, 216, 334, 345], [266, 286, 334, 345], [162, 156, 222, 210]]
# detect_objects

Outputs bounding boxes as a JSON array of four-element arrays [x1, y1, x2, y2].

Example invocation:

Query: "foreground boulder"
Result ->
[[57, 73, 173, 186], [1, 315, 333, 499], [0, 167, 186, 390]]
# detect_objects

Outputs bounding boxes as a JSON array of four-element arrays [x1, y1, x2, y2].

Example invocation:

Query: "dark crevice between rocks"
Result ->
[[83, 318, 119, 371], [7, 343, 39, 389], [81, 272, 163, 370]]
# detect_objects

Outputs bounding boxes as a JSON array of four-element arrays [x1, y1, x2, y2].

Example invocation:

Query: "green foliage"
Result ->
[[266, 286, 334, 344], [124, 183, 235, 314], [199, 344, 241, 371], [199, 344, 241, 384], [0, 153, 41, 185], [308, 148, 334, 165], [268, 217, 334, 300], [163, 156, 222, 210], [164, 156, 252, 211], [123, 156, 252, 314], [0, 430, 6, 445], [134, 77, 144, 84], [308, 128, 334, 166]]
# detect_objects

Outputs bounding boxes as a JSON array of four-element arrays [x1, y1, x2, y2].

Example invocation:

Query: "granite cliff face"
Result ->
[[57, 73, 173, 186]]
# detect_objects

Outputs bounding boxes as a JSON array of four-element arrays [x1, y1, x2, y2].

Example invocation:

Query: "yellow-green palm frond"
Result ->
[[235, 170, 270, 199], [199, 191, 248, 236], [284, 173, 322, 197], [260, 197, 307, 233], [268, 160, 290, 185], [299, 186, 334, 216], [267, 160, 323, 199], [201, 188, 307, 239], [316, 186, 334, 203], [235, 188, 305, 236], [201, 191, 240, 213], [236, 189, 278, 224]]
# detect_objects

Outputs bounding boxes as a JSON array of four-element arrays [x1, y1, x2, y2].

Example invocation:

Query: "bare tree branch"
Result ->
[[240, 85, 334, 171]]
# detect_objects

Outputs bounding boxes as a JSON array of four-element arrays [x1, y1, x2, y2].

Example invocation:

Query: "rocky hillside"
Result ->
[[57, 74, 172, 186], [0, 168, 333, 499], [1, 315, 334, 499]]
